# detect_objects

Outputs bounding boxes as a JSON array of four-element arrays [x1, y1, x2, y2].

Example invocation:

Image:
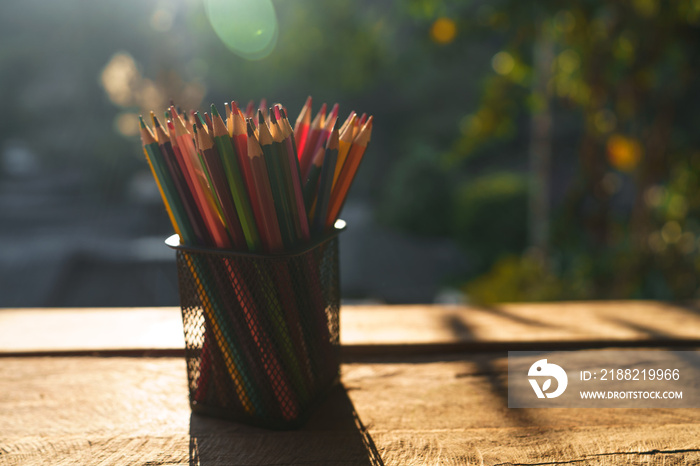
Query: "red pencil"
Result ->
[[299, 102, 326, 178], [194, 114, 246, 250], [246, 121, 284, 252], [169, 106, 231, 248], [294, 96, 312, 157]]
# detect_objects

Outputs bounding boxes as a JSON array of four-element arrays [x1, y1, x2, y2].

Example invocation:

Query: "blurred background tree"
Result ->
[[435, 0, 700, 303]]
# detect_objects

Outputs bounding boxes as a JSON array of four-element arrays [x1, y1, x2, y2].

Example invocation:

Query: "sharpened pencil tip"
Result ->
[[194, 111, 205, 128], [210, 103, 219, 117], [246, 119, 256, 137]]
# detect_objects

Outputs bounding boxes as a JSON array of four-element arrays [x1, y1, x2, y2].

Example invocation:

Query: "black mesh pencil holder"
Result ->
[[165, 228, 342, 430]]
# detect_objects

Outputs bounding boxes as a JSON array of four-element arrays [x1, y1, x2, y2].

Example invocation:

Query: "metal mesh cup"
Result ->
[[165, 228, 342, 430]]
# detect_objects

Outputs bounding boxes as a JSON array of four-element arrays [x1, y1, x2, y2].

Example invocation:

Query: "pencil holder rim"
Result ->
[[165, 219, 346, 259]]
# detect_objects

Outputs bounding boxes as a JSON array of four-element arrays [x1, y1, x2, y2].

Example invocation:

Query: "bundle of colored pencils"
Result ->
[[139, 97, 373, 252], [140, 97, 371, 427]]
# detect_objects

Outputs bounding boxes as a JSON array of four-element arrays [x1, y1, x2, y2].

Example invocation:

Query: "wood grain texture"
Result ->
[[3, 354, 699, 465], [340, 301, 700, 345], [0, 358, 380, 466], [3, 301, 700, 354], [344, 353, 700, 465], [2, 303, 700, 465]]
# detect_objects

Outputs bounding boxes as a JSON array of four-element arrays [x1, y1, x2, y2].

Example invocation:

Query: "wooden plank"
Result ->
[[2, 301, 700, 355], [0, 308, 184, 352], [340, 301, 700, 344], [0, 357, 381, 466], [2, 354, 699, 465], [344, 353, 700, 465]]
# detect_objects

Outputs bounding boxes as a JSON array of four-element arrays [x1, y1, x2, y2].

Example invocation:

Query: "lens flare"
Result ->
[[205, 0, 279, 60]]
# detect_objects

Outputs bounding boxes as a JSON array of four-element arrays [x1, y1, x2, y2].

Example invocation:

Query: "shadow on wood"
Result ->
[[189, 384, 384, 465]]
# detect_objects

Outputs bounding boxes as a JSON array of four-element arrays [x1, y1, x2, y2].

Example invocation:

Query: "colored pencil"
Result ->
[[257, 111, 296, 248], [139, 96, 373, 426], [139, 117, 184, 240], [270, 110, 305, 242], [299, 103, 326, 178], [303, 145, 325, 213], [278, 107, 310, 241], [247, 120, 284, 252], [194, 115, 247, 250], [312, 124, 339, 234], [326, 116, 373, 228], [333, 113, 357, 190], [169, 107, 231, 248], [294, 96, 312, 157], [153, 116, 209, 245], [210, 104, 261, 252]]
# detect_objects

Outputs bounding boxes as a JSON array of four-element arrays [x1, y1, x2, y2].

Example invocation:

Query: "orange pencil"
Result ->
[[312, 124, 339, 233], [332, 114, 357, 190], [326, 116, 373, 227]]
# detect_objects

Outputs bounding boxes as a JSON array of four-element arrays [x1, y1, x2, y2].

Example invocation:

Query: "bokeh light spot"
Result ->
[[114, 112, 140, 137], [668, 194, 689, 219], [661, 221, 682, 244], [150, 5, 175, 32], [679, 232, 695, 254], [606, 134, 642, 171], [430, 17, 457, 44], [600, 172, 621, 195], [644, 185, 665, 207], [491, 51, 515, 76], [101, 52, 139, 107], [648, 231, 666, 253], [633, 0, 659, 18], [594, 109, 617, 134], [554, 10, 576, 33], [557, 49, 580, 74], [205, 0, 278, 60]]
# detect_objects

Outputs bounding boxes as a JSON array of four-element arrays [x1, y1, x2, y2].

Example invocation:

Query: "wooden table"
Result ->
[[2, 301, 700, 465]]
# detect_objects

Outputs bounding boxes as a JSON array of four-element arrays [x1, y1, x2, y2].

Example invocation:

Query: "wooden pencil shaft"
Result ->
[[211, 106, 261, 251]]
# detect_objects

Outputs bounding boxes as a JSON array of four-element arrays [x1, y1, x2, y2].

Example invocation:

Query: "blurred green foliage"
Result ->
[[378, 145, 453, 237], [439, 0, 700, 303], [451, 172, 528, 274]]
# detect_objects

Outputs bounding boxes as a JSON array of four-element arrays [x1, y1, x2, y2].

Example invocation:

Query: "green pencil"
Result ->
[[211, 104, 261, 252], [257, 110, 296, 248], [139, 116, 195, 243]]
